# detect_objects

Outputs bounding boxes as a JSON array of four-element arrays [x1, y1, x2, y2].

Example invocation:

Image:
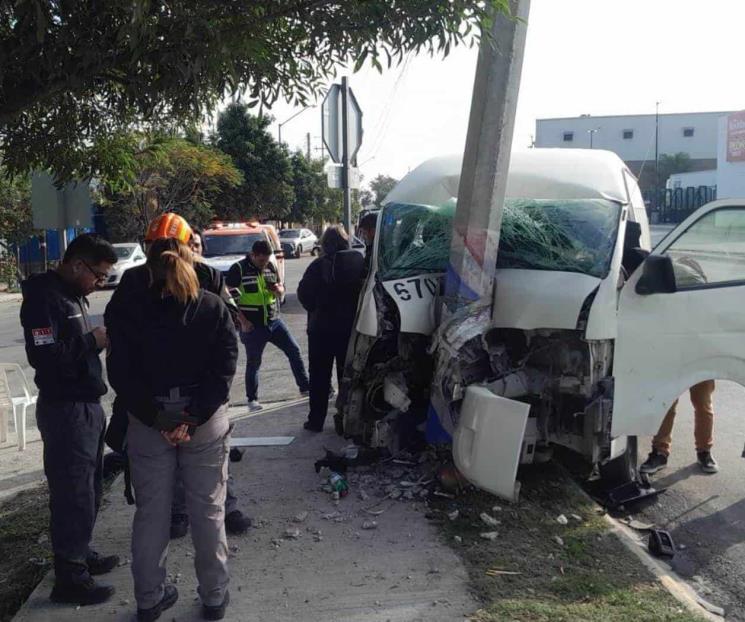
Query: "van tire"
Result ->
[[599, 436, 638, 487]]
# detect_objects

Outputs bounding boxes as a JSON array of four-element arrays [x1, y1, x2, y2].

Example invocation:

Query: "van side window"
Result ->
[[665, 208, 745, 288]]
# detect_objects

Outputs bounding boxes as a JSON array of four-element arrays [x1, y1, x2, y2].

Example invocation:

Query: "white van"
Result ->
[[339, 149, 744, 501]]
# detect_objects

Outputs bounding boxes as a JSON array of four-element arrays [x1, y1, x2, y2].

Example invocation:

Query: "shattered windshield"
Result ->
[[376, 198, 621, 281], [377, 203, 455, 281], [497, 199, 621, 278]]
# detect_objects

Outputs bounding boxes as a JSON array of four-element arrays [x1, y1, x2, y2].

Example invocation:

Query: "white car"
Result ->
[[339, 148, 745, 501], [107, 243, 147, 287], [280, 228, 317, 258]]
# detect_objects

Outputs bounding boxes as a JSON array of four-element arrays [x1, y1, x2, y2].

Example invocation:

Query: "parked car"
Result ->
[[312, 235, 366, 256], [339, 148, 683, 500], [279, 228, 317, 258], [106, 243, 147, 287], [201, 221, 286, 302]]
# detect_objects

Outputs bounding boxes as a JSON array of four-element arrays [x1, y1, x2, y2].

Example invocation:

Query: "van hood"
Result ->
[[202, 255, 244, 273], [492, 269, 601, 330]]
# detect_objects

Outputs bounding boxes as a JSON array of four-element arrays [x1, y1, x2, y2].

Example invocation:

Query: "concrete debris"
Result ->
[[399, 481, 418, 487], [447, 510, 460, 521], [554, 536, 565, 546], [364, 508, 386, 516], [293, 511, 309, 523], [433, 491, 455, 500], [323, 511, 342, 521], [480, 531, 499, 541], [556, 514, 569, 525], [284, 528, 302, 539], [696, 595, 725, 617], [570, 514, 583, 522], [358, 489, 370, 501], [492, 505, 502, 513], [480, 512, 501, 528], [362, 520, 378, 530], [453, 535, 463, 544]]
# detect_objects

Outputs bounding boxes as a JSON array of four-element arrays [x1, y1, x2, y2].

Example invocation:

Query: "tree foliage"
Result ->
[[289, 153, 334, 223], [0, 170, 34, 249], [368, 174, 399, 207], [0, 1, 508, 179], [658, 152, 692, 185], [100, 135, 242, 241], [213, 104, 295, 221]]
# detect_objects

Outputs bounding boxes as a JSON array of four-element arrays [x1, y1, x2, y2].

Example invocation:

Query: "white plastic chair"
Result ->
[[0, 363, 37, 451]]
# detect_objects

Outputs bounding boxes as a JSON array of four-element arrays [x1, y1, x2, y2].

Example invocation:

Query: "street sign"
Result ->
[[321, 84, 342, 164], [31, 172, 93, 230], [321, 83, 363, 166], [327, 165, 361, 189]]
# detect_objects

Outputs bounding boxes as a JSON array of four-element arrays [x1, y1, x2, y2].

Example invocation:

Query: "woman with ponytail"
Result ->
[[106, 238, 237, 622]]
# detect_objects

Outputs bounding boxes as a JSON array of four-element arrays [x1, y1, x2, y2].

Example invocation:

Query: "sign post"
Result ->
[[322, 77, 363, 234]]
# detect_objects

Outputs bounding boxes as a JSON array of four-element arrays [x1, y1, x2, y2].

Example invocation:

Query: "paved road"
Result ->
[[0, 256, 315, 427]]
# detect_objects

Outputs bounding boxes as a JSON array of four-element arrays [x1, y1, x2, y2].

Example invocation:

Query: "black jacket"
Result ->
[[20, 271, 107, 402], [106, 285, 238, 428], [111, 262, 240, 327], [297, 250, 365, 335]]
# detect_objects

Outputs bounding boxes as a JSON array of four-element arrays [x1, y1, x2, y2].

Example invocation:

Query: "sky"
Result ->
[[255, 0, 745, 187]]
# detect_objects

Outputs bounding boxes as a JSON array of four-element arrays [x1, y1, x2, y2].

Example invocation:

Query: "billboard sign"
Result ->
[[726, 110, 745, 162]]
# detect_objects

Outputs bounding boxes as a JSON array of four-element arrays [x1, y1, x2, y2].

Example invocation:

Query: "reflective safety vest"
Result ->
[[228, 258, 279, 326]]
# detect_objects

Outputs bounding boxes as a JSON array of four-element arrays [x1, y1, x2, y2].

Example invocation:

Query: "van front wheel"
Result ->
[[599, 436, 638, 488]]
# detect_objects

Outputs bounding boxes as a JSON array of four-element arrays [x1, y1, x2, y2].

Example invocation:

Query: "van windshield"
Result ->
[[203, 233, 265, 257], [497, 198, 621, 278], [377, 198, 621, 281]]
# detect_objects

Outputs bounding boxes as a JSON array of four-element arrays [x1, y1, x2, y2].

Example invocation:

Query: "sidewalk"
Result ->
[[13, 402, 477, 622]]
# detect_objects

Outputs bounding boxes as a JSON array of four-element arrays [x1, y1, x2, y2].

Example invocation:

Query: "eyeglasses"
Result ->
[[81, 259, 108, 283]]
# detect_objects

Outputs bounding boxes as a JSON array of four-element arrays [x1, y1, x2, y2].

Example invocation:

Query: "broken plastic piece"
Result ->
[[648, 529, 675, 558], [605, 479, 662, 509]]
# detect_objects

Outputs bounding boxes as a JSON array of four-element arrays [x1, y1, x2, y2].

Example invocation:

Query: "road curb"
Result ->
[[602, 515, 722, 620], [567, 475, 722, 621]]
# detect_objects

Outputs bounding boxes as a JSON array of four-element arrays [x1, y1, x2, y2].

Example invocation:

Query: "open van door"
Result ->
[[613, 200, 745, 438]]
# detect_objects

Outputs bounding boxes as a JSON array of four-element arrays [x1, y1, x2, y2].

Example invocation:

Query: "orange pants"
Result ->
[[652, 380, 715, 456]]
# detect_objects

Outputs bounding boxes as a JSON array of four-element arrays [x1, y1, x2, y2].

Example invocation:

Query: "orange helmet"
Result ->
[[145, 213, 193, 244]]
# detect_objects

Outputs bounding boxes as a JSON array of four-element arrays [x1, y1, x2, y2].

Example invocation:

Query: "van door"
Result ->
[[613, 202, 745, 438]]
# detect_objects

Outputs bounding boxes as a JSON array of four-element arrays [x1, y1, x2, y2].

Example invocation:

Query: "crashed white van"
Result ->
[[339, 148, 745, 501]]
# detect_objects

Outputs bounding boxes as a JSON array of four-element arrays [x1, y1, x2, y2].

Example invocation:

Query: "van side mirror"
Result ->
[[635, 255, 677, 295]]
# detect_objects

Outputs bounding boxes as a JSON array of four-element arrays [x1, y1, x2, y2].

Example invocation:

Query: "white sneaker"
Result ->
[[248, 400, 263, 412]]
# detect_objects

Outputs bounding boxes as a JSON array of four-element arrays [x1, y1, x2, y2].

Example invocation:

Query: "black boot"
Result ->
[[202, 591, 230, 621], [225, 510, 252, 535], [137, 584, 179, 622], [86, 550, 120, 576], [51, 558, 115, 606], [170, 513, 189, 539]]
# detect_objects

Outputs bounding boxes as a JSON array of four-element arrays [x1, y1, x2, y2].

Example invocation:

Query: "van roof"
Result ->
[[203, 222, 265, 236], [384, 149, 631, 207]]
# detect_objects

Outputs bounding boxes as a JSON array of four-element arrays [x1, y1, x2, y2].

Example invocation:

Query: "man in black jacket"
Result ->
[[20, 233, 120, 606], [297, 226, 365, 432]]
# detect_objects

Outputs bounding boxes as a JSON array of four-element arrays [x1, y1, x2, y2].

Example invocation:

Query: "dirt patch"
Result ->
[[0, 485, 51, 622], [429, 463, 703, 621]]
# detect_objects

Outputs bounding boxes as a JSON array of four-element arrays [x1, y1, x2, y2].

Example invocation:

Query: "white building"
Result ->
[[535, 111, 732, 191]]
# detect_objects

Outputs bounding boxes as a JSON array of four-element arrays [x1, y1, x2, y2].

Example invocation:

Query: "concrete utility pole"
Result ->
[[306, 132, 312, 160], [446, 0, 531, 311]]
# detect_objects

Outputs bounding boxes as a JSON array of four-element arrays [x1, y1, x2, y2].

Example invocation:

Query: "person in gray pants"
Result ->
[[107, 238, 238, 621]]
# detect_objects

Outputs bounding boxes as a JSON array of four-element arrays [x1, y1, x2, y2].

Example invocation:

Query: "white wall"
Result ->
[[536, 112, 729, 162], [667, 169, 717, 189], [716, 116, 745, 199]]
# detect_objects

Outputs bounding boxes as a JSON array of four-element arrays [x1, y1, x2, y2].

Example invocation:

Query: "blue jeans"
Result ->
[[241, 319, 309, 401]]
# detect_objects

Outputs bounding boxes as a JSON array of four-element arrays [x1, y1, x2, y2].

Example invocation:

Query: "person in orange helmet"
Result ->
[[105, 213, 252, 540]]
